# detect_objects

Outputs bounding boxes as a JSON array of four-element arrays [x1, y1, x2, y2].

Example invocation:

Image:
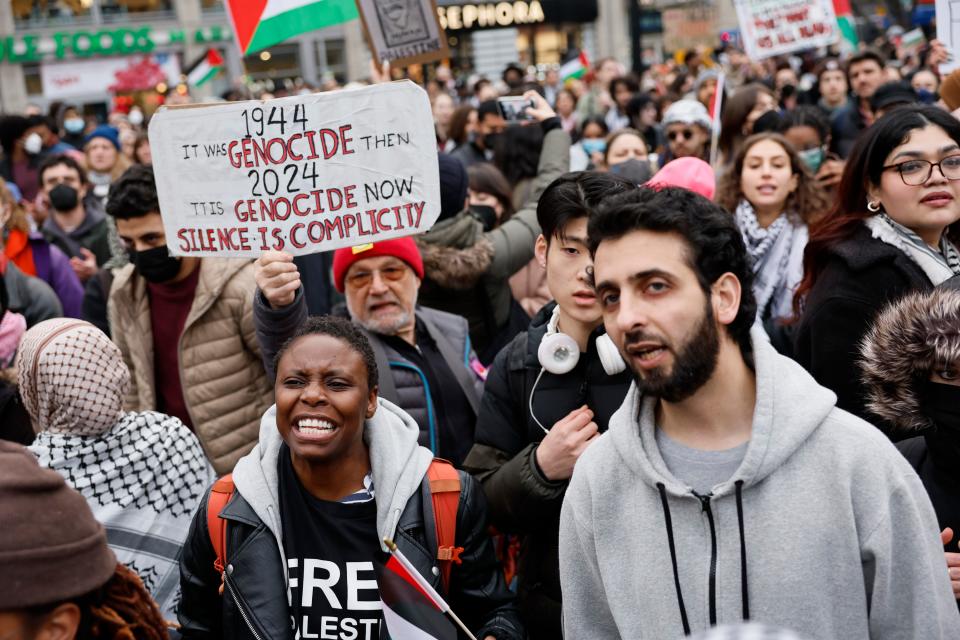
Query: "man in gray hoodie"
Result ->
[[559, 186, 960, 638]]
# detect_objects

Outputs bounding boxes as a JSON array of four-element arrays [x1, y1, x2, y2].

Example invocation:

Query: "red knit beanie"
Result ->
[[0, 441, 117, 609], [332, 237, 424, 293]]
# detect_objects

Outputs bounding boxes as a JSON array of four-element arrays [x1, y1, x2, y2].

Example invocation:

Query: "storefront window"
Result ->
[[200, 0, 225, 13], [244, 43, 301, 82], [316, 38, 347, 82], [13, 0, 94, 27], [99, 0, 175, 23]]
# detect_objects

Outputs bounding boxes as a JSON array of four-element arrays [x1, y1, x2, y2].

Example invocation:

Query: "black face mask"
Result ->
[[48, 184, 79, 212], [468, 204, 498, 231], [922, 381, 960, 472], [481, 132, 502, 151], [129, 246, 181, 284]]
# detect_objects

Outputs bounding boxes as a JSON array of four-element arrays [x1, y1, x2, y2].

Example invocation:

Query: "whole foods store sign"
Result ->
[[0, 25, 230, 63]]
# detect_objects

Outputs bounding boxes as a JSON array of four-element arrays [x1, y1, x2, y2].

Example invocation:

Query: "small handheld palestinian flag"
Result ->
[[377, 538, 476, 640], [186, 49, 224, 88], [560, 50, 590, 83], [709, 71, 725, 168]]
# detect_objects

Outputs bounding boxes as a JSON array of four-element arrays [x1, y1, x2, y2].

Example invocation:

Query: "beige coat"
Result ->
[[108, 258, 272, 474]]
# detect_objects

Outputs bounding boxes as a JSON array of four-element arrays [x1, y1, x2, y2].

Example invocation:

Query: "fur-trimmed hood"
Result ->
[[860, 287, 960, 433]]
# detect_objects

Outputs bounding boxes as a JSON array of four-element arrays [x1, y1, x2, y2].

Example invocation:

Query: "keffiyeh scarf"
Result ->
[[30, 411, 215, 621], [865, 214, 960, 285], [734, 201, 808, 321]]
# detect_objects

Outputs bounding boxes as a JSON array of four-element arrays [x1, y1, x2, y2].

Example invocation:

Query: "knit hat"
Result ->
[[0, 441, 116, 609], [83, 125, 121, 151], [646, 157, 716, 200], [663, 99, 712, 130], [332, 237, 424, 293], [438, 153, 468, 220], [941, 69, 960, 111]]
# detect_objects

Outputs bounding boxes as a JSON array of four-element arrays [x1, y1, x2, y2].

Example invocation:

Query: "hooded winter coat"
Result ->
[[560, 327, 959, 639], [463, 302, 631, 639], [417, 126, 570, 362], [861, 286, 960, 554], [177, 399, 523, 640]]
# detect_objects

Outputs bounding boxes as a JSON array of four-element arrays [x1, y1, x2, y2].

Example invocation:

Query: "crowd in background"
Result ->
[[3, 26, 960, 640]]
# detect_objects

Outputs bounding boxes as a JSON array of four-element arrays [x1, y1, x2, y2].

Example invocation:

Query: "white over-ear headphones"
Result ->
[[530, 305, 626, 433], [537, 305, 625, 375]]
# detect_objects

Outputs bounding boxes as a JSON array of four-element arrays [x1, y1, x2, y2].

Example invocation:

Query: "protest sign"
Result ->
[[937, 0, 960, 72], [356, 0, 450, 67], [148, 81, 441, 258], [734, 0, 839, 60]]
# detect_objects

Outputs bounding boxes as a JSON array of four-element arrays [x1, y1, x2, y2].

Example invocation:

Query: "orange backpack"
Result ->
[[206, 459, 464, 595]]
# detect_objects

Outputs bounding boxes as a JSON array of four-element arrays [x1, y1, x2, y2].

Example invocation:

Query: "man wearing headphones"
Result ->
[[463, 171, 635, 640]]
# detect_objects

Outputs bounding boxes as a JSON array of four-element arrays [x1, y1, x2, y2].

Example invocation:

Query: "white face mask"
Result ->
[[128, 109, 144, 126], [23, 132, 43, 155]]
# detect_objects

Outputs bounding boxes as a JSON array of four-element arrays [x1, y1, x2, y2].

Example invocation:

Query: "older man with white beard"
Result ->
[[253, 238, 485, 466]]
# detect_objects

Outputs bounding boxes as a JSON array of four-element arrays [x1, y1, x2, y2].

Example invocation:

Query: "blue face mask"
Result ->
[[798, 147, 825, 174], [581, 138, 607, 155], [916, 88, 937, 104]]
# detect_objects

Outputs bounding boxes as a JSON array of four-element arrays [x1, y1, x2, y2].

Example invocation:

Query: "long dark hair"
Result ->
[[494, 124, 543, 187], [794, 104, 960, 313], [719, 83, 775, 163], [716, 132, 830, 225]]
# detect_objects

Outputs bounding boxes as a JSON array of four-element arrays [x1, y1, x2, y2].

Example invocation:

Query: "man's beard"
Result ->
[[626, 300, 720, 403], [358, 308, 412, 336]]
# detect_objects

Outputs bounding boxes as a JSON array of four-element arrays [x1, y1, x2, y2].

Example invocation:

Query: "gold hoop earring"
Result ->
[[867, 201, 881, 212]]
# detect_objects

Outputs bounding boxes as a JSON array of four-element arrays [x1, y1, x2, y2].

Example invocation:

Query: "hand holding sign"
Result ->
[[148, 81, 440, 258]]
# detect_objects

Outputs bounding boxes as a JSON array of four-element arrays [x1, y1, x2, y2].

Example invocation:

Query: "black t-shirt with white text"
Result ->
[[279, 444, 383, 640]]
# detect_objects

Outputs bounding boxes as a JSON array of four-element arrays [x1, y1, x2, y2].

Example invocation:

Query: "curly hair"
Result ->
[[588, 186, 757, 362], [715, 132, 830, 226], [0, 177, 30, 234], [274, 315, 379, 390], [105, 165, 159, 220], [24, 564, 169, 640]]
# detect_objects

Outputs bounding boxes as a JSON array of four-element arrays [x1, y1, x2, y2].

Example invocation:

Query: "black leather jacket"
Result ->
[[178, 469, 524, 640]]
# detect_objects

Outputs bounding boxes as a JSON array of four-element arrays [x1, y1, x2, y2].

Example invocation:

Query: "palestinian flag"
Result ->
[[375, 552, 456, 640], [832, 0, 858, 53], [186, 49, 224, 87], [225, 0, 359, 56], [560, 51, 590, 83]]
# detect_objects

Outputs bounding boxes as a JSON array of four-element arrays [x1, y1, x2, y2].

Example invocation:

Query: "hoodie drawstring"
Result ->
[[657, 482, 691, 636], [657, 481, 751, 636], [735, 480, 750, 621]]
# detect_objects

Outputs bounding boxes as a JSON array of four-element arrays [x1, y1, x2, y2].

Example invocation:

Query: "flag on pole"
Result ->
[[186, 49, 224, 87], [832, 0, 859, 53], [709, 72, 725, 168], [225, 0, 359, 56], [560, 51, 590, 83], [374, 552, 456, 640]]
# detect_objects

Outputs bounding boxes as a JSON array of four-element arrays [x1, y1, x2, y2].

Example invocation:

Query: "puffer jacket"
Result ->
[[108, 258, 272, 473], [416, 125, 570, 361], [463, 302, 632, 639], [254, 289, 484, 459], [178, 401, 523, 640]]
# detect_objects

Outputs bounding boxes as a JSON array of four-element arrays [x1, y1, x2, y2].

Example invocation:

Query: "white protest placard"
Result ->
[[937, 0, 960, 73], [734, 0, 839, 60], [148, 81, 440, 258]]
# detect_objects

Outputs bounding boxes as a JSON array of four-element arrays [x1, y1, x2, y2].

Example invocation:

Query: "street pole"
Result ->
[[629, 0, 643, 75]]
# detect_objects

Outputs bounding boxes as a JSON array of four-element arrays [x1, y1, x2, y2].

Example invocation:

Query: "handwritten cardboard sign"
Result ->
[[734, 0, 839, 60], [356, 0, 450, 67], [148, 81, 441, 258]]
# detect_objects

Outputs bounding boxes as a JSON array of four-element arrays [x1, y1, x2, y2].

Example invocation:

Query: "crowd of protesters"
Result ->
[[3, 27, 960, 640]]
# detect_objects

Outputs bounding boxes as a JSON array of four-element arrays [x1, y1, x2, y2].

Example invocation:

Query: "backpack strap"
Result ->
[[427, 459, 463, 592], [206, 474, 235, 596]]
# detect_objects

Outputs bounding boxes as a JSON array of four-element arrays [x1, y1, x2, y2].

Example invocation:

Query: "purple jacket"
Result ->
[[28, 232, 83, 318]]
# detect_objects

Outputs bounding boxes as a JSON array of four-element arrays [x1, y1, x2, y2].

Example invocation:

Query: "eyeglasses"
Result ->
[[882, 155, 960, 186], [346, 264, 408, 289], [668, 129, 694, 142]]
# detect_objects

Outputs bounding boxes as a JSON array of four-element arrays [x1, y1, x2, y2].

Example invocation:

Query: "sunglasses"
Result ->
[[668, 129, 695, 142], [346, 264, 408, 289]]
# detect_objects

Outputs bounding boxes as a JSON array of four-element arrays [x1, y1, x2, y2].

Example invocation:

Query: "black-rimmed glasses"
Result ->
[[882, 155, 960, 186]]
